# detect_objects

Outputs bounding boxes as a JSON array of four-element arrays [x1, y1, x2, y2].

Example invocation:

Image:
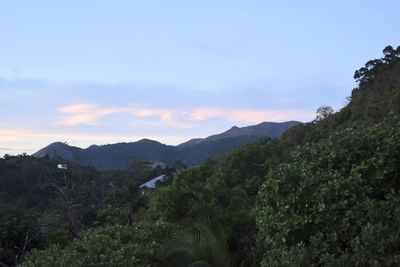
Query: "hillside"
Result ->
[[4, 45, 400, 267], [179, 121, 301, 147], [32, 121, 301, 170], [33, 142, 82, 161], [141, 45, 400, 266]]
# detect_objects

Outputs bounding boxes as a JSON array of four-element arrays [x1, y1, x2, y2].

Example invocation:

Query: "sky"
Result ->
[[1, 0, 400, 155]]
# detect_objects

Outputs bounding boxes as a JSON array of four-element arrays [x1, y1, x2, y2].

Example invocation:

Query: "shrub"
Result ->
[[256, 120, 400, 266]]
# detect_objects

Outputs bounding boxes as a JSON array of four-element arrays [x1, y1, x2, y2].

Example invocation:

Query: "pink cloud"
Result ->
[[58, 103, 314, 128], [131, 108, 191, 128], [227, 109, 314, 123], [61, 113, 98, 126], [60, 104, 97, 113], [189, 108, 223, 121], [132, 108, 170, 117], [59, 104, 131, 126], [187, 107, 314, 124], [0, 129, 20, 141]]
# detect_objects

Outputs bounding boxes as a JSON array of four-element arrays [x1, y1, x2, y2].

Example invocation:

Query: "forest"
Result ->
[[1, 45, 400, 266]]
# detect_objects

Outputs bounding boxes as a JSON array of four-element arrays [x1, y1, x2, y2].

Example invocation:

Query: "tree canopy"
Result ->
[[1, 45, 400, 266]]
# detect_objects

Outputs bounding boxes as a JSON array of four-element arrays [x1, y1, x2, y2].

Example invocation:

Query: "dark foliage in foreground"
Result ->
[[1, 45, 399, 266]]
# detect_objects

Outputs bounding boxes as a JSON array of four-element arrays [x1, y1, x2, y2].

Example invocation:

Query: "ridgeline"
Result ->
[[1, 45, 399, 267]]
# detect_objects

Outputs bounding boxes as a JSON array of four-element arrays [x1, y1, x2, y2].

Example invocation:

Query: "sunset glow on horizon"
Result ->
[[1, 1, 399, 155]]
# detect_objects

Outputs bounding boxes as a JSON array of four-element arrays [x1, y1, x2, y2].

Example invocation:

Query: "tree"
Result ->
[[21, 222, 173, 267], [314, 105, 334, 122], [163, 222, 231, 267], [256, 121, 400, 266]]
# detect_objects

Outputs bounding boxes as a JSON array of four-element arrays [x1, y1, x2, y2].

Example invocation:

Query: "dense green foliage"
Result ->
[[257, 121, 400, 266], [147, 45, 400, 266], [0, 156, 173, 266], [1, 45, 399, 266], [21, 222, 173, 267], [164, 222, 231, 267], [147, 142, 275, 265]]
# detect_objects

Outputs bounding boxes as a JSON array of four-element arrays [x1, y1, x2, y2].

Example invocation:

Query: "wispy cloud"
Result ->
[[131, 108, 192, 128], [59, 104, 134, 126], [0, 147, 17, 151], [59, 104, 99, 126], [0, 129, 20, 141], [1, 78, 322, 154], [58, 104, 179, 127], [0, 126, 193, 156], [58, 103, 313, 127], [188, 107, 315, 124], [189, 108, 223, 121], [61, 113, 98, 126], [60, 104, 97, 114], [226, 109, 314, 123]]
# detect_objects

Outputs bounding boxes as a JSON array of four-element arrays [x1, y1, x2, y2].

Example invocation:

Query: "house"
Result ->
[[57, 163, 68, 170], [139, 174, 167, 194]]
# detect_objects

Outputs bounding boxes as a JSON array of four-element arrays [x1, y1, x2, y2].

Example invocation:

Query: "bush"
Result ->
[[21, 221, 173, 267], [256, 120, 400, 266]]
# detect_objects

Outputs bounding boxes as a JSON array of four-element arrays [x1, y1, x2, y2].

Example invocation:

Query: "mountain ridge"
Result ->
[[33, 121, 302, 170], [179, 121, 301, 147]]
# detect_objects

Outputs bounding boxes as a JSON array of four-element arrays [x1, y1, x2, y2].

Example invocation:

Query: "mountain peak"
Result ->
[[32, 121, 302, 170], [136, 138, 163, 145], [32, 142, 81, 161], [178, 121, 302, 147]]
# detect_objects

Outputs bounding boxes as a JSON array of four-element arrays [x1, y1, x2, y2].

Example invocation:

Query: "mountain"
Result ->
[[34, 139, 179, 170], [177, 121, 302, 164], [33, 121, 301, 170], [33, 142, 82, 161], [179, 121, 301, 147]]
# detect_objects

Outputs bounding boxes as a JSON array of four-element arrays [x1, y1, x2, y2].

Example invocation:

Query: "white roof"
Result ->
[[57, 164, 67, 170], [140, 175, 166, 189]]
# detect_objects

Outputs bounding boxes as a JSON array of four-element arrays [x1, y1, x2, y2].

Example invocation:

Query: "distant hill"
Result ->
[[179, 121, 301, 147], [33, 121, 301, 170], [33, 142, 82, 161], [34, 139, 179, 170], [177, 121, 301, 164]]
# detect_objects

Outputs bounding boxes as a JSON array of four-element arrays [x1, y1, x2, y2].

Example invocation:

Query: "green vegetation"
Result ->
[[257, 121, 400, 266], [21, 222, 173, 267], [163, 222, 231, 267], [0, 156, 174, 266], [0, 45, 399, 266]]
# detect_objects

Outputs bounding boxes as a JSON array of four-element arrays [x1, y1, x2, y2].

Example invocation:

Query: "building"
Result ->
[[139, 174, 167, 194]]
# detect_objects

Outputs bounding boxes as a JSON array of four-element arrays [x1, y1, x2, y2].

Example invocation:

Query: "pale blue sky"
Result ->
[[1, 1, 399, 155]]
